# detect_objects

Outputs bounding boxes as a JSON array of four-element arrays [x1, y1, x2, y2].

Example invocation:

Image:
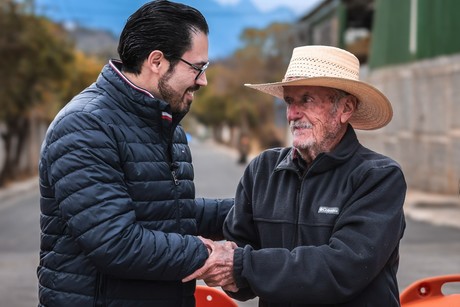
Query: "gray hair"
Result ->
[[329, 88, 359, 113]]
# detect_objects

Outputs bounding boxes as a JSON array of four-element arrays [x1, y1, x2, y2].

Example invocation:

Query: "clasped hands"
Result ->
[[182, 236, 238, 292]]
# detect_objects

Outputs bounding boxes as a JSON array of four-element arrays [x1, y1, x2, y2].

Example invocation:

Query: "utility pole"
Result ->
[[409, 0, 418, 55]]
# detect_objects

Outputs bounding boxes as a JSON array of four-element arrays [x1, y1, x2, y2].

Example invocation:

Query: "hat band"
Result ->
[[284, 57, 359, 81]]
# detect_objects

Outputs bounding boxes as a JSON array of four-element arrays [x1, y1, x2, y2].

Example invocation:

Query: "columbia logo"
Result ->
[[318, 206, 340, 215]]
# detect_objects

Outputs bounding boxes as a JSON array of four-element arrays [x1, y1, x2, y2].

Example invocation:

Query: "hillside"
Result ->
[[66, 26, 119, 60]]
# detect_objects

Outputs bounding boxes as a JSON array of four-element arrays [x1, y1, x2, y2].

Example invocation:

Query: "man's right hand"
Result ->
[[182, 237, 237, 290]]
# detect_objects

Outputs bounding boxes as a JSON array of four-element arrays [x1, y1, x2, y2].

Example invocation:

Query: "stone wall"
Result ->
[[359, 53, 460, 195]]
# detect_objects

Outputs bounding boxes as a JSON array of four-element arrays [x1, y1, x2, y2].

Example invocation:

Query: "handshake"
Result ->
[[182, 236, 238, 292]]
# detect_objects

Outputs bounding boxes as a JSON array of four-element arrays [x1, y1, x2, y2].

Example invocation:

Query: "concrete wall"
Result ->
[[359, 53, 460, 195]]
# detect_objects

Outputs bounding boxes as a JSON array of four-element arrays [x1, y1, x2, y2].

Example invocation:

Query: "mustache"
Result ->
[[290, 121, 312, 129], [189, 85, 201, 92]]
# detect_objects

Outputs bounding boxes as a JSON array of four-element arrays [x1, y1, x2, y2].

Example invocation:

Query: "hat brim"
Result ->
[[245, 77, 392, 130]]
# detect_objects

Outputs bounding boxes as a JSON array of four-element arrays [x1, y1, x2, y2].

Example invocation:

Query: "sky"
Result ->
[[216, 0, 321, 15], [31, 0, 324, 59]]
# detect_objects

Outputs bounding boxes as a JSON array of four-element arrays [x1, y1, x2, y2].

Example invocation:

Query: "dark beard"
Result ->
[[158, 70, 182, 113], [158, 69, 199, 114]]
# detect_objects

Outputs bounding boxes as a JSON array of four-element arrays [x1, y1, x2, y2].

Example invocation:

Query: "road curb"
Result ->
[[0, 177, 38, 203]]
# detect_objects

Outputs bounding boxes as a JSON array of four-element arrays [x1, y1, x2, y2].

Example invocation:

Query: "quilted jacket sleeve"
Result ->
[[43, 110, 208, 281], [195, 198, 234, 240]]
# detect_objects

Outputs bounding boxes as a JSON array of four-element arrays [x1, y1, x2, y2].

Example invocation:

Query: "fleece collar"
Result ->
[[275, 125, 361, 175]]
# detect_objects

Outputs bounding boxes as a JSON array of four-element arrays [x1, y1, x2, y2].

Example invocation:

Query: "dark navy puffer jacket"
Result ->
[[38, 60, 232, 307]]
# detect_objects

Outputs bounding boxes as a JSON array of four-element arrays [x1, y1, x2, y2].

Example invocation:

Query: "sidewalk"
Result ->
[[404, 190, 460, 229], [1, 177, 460, 229]]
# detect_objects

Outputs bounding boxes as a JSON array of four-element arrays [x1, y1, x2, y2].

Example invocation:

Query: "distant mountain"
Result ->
[[35, 0, 296, 60], [66, 26, 119, 59]]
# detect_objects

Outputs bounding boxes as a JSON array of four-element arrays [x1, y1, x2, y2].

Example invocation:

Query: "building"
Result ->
[[281, 0, 460, 195]]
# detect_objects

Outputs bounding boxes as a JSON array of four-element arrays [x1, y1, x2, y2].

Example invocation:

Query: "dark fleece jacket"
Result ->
[[224, 126, 406, 307]]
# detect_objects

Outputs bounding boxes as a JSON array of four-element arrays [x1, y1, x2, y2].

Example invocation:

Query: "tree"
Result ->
[[191, 22, 292, 149], [0, 1, 74, 185]]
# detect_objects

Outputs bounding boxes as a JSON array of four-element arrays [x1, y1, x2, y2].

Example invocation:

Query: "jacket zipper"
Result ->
[[168, 134, 181, 232], [170, 162, 179, 186], [292, 178, 302, 249], [167, 123, 179, 186]]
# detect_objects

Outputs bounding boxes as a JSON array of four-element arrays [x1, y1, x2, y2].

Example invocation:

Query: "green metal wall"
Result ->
[[369, 0, 460, 69]]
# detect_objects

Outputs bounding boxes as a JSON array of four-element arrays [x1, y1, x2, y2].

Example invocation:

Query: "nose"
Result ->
[[196, 72, 208, 87], [286, 104, 301, 122]]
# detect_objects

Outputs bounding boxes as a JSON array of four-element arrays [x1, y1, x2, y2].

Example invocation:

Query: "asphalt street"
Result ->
[[0, 139, 459, 306]]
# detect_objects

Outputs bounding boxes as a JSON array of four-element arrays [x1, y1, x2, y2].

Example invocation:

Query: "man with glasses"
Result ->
[[37, 1, 235, 306]]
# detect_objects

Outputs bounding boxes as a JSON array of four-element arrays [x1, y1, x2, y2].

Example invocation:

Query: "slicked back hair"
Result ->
[[118, 0, 209, 74]]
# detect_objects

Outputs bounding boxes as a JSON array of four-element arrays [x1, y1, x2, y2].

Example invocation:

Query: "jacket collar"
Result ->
[[276, 125, 361, 175], [99, 60, 186, 126], [108, 59, 155, 98]]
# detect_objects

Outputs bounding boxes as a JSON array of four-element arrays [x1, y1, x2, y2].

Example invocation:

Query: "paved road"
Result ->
[[1, 139, 460, 306], [0, 183, 40, 306]]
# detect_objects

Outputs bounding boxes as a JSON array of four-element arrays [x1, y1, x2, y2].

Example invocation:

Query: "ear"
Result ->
[[145, 50, 164, 74], [340, 95, 357, 124]]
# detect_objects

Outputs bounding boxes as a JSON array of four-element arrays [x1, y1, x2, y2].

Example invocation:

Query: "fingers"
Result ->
[[182, 237, 214, 282], [182, 262, 211, 282], [226, 241, 238, 249], [199, 263, 233, 286], [222, 282, 239, 293], [200, 241, 236, 286], [182, 238, 237, 285], [197, 236, 214, 254]]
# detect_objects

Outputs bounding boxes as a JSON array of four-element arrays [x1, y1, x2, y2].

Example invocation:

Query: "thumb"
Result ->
[[181, 272, 197, 283], [182, 263, 210, 282]]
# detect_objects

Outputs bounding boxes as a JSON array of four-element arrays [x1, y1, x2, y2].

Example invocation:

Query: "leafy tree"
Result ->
[[0, 1, 75, 185], [191, 22, 292, 149], [60, 50, 103, 112]]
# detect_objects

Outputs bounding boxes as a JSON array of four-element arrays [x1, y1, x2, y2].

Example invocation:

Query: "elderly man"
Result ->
[[184, 45, 407, 307]]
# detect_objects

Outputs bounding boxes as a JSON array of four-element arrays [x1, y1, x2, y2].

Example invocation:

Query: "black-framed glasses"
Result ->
[[180, 58, 209, 81]]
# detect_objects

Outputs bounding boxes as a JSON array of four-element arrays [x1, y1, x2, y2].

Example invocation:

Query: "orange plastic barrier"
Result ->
[[400, 274, 460, 306], [195, 285, 238, 307]]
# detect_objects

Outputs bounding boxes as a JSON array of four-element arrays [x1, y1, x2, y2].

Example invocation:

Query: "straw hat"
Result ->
[[245, 45, 392, 130]]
